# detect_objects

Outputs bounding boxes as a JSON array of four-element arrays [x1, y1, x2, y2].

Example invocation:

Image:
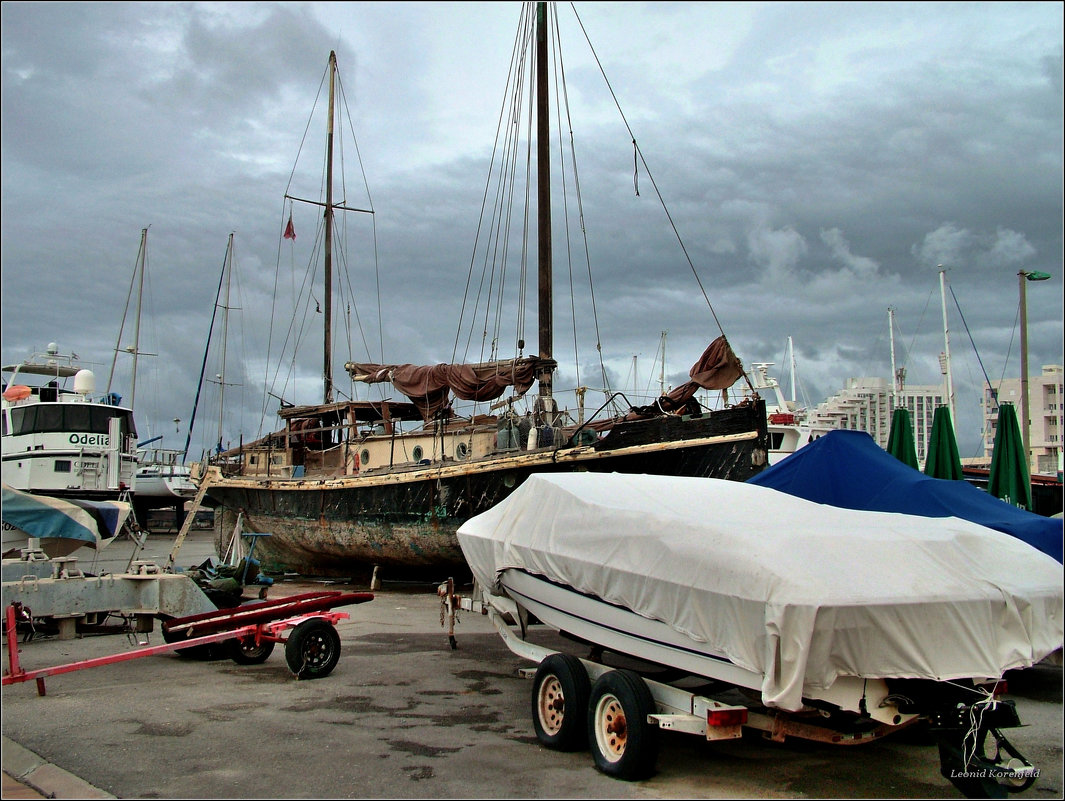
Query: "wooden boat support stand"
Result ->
[[2, 590, 373, 695], [438, 579, 1042, 797]]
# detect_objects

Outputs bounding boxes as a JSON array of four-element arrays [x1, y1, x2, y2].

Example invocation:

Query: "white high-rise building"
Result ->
[[810, 366, 1063, 477], [811, 378, 946, 467], [982, 365, 1064, 477]]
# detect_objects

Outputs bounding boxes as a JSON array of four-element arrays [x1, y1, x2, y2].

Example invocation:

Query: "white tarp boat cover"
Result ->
[[458, 472, 1064, 712]]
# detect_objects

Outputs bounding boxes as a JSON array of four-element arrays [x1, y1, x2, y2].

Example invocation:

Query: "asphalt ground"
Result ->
[[2, 528, 1062, 799]]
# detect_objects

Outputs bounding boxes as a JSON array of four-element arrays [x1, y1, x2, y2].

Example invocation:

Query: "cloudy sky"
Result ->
[[2, 1, 1062, 461]]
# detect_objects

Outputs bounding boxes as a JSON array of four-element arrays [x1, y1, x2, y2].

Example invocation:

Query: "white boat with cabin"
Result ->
[[2, 344, 139, 501]]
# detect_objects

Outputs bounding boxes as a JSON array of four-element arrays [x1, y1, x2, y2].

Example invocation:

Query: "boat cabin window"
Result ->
[[54, 460, 72, 473], [8, 406, 137, 438]]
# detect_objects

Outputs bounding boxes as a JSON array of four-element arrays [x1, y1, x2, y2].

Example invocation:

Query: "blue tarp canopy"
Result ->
[[748, 430, 1063, 563]]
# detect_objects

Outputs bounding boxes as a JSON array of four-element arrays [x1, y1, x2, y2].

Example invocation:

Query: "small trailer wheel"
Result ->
[[285, 618, 341, 679], [228, 635, 276, 665], [531, 653, 590, 751], [587, 669, 658, 781]]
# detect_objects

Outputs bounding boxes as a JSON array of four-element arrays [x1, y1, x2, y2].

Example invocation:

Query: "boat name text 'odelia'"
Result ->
[[68, 433, 109, 446]]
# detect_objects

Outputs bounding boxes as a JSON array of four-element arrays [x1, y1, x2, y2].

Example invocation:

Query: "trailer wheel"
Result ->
[[285, 618, 341, 679], [228, 635, 276, 665], [531, 653, 590, 751], [587, 669, 658, 781]]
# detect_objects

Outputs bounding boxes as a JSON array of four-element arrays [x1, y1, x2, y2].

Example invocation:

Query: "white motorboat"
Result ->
[[2, 344, 139, 501], [747, 359, 836, 464], [455, 471, 1063, 796], [135, 447, 197, 503]]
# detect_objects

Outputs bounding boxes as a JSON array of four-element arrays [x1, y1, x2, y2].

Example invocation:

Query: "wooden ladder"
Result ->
[[164, 476, 212, 573]]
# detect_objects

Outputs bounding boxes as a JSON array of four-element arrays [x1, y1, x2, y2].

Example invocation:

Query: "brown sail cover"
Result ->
[[347, 359, 538, 421], [657, 336, 744, 413]]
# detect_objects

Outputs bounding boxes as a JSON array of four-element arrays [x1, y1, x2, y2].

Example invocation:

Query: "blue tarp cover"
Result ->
[[1, 484, 130, 548], [748, 430, 1063, 563]]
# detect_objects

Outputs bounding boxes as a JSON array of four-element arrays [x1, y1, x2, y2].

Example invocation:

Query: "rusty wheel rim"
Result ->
[[593, 693, 627, 763], [536, 674, 567, 736]]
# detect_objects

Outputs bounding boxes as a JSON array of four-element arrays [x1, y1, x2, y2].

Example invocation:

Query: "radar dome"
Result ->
[[74, 369, 96, 395]]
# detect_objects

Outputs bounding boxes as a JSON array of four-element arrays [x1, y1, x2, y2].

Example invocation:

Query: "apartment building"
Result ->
[[982, 364, 1063, 477], [809, 366, 1063, 477], [812, 378, 946, 466]]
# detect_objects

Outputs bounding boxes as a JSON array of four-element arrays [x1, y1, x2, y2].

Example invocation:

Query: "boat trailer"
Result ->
[[3, 590, 373, 695], [439, 579, 1040, 800]]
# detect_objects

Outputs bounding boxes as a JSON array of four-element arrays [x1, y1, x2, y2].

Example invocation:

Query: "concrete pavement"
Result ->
[[2, 528, 1062, 799], [3, 737, 114, 799]]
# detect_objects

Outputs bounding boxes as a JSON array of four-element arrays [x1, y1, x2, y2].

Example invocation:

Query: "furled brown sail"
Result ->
[[346, 358, 538, 421]]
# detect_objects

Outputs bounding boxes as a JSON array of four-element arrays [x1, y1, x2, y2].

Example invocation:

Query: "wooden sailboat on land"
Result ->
[[198, 3, 769, 580]]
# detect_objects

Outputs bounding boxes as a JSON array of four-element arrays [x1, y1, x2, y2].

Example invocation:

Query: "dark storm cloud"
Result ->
[[2, 1, 1061, 461]]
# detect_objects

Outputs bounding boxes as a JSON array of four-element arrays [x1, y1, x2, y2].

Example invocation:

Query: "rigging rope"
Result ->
[[554, 11, 614, 408], [569, 2, 737, 377], [949, 284, 996, 403], [257, 52, 384, 431]]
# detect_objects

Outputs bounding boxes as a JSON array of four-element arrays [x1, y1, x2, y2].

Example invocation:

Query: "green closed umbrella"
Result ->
[[886, 407, 919, 470], [988, 402, 1032, 510], [924, 405, 963, 480]]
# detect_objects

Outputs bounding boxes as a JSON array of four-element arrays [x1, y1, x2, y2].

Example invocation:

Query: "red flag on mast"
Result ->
[[283, 213, 296, 240]]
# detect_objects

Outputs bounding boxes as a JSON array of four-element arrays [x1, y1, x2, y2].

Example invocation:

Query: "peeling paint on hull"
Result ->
[[206, 402, 768, 579]]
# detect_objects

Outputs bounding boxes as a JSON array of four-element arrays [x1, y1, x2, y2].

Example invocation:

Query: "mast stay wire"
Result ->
[[551, 3, 616, 410], [453, 2, 534, 368], [568, 1, 753, 394]]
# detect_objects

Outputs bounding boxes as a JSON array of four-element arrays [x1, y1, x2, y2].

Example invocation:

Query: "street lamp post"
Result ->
[[1018, 269, 1051, 474]]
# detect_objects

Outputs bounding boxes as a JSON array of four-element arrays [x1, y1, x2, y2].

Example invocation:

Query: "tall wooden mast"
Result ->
[[323, 50, 337, 404], [535, 1, 555, 421]]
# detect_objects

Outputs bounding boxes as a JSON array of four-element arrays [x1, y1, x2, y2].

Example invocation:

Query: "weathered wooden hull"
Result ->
[[205, 401, 768, 580]]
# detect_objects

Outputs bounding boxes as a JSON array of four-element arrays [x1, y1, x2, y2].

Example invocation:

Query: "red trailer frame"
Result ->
[[3, 590, 373, 695]]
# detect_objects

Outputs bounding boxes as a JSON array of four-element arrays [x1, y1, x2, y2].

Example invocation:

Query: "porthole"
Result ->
[[361, 449, 370, 466], [412, 445, 424, 461], [456, 442, 470, 460]]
